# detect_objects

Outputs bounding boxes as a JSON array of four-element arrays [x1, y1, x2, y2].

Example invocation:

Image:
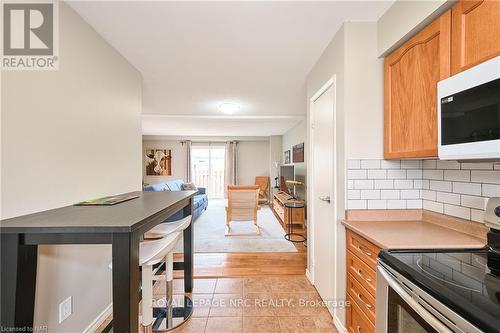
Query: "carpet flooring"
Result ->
[[194, 199, 297, 253]]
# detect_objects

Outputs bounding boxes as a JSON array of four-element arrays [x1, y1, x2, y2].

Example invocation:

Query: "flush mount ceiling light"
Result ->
[[218, 102, 240, 115]]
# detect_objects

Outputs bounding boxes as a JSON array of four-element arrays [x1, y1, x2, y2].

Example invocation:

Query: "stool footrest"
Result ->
[[151, 295, 193, 332]]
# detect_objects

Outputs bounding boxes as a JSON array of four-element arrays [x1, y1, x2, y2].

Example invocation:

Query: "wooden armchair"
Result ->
[[225, 185, 260, 236], [255, 176, 270, 204]]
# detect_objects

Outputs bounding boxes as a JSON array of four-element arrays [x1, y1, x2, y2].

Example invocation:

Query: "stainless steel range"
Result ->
[[376, 197, 500, 333]]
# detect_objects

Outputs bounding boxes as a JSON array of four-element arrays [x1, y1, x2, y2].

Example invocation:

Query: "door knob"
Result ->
[[319, 196, 331, 203]]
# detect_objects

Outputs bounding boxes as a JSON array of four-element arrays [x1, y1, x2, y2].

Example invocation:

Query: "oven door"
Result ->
[[376, 264, 453, 333]]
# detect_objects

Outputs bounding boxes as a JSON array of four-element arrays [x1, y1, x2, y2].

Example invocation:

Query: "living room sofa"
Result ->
[[143, 179, 208, 221]]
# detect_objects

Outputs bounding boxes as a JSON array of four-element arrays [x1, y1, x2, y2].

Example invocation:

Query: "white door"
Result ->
[[311, 81, 335, 315]]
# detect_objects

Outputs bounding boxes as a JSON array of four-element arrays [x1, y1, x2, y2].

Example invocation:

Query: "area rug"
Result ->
[[194, 199, 297, 253]]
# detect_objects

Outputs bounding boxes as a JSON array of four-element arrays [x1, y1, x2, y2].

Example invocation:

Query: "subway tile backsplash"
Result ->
[[347, 159, 500, 222]]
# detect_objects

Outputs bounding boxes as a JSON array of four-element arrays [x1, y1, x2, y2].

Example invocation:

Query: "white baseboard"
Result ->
[[332, 314, 347, 333], [82, 303, 112, 333], [305, 268, 313, 284]]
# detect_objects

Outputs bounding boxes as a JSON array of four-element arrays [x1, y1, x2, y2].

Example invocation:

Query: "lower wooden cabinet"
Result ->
[[347, 250, 377, 296], [346, 230, 381, 333], [347, 273, 376, 324], [346, 293, 375, 333]]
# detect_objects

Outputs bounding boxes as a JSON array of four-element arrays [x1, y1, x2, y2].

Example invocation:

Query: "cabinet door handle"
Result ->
[[357, 269, 372, 282], [356, 325, 362, 333], [356, 293, 372, 309], [357, 245, 372, 257]]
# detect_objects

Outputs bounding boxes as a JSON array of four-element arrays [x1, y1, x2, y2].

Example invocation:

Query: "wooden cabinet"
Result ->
[[347, 273, 376, 323], [346, 293, 375, 333], [271, 191, 305, 226], [384, 11, 451, 159], [384, 1, 500, 159], [451, 0, 500, 74], [347, 250, 376, 296], [346, 230, 381, 333], [347, 230, 379, 270]]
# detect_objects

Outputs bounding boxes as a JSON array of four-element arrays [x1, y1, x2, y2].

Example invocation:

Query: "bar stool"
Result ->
[[144, 215, 192, 240], [140, 232, 182, 333], [142, 215, 193, 332]]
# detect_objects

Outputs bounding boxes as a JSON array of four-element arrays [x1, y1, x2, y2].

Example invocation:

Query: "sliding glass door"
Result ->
[[191, 146, 225, 198]]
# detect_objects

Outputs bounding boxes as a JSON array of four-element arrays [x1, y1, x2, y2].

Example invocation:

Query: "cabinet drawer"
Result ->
[[347, 293, 375, 333], [347, 273, 376, 324], [346, 230, 380, 270], [347, 250, 376, 296]]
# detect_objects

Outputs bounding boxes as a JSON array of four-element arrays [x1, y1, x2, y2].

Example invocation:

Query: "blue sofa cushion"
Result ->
[[143, 183, 169, 192], [143, 179, 208, 222], [193, 195, 207, 210], [166, 179, 184, 191]]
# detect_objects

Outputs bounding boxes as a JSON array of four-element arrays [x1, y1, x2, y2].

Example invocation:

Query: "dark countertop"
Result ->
[[0, 190, 196, 234]]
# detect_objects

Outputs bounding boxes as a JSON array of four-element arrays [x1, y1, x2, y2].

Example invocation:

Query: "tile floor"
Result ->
[[161, 276, 339, 333], [98, 275, 340, 333]]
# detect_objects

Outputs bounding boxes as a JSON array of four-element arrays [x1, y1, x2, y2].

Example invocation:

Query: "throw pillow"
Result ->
[[182, 182, 198, 191]]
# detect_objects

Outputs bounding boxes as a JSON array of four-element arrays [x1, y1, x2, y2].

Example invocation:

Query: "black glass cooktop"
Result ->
[[379, 248, 500, 333]]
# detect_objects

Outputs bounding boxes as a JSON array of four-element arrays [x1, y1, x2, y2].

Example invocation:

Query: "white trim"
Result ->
[[332, 313, 348, 333], [311, 77, 335, 102], [305, 268, 313, 284], [82, 303, 112, 333], [307, 75, 336, 314]]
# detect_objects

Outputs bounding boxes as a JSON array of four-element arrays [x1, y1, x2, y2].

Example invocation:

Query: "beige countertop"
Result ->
[[342, 219, 486, 250]]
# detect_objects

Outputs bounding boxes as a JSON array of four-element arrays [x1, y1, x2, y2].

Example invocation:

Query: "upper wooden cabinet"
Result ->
[[451, 0, 500, 74], [384, 11, 451, 159]]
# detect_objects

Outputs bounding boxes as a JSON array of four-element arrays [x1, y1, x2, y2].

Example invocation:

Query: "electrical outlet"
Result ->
[[59, 296, 72, 323]]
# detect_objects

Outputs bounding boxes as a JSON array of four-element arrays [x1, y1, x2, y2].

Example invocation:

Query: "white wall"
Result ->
[[344, 23, 384, 159], [141, 136, 270, 187], [269, 135, 282, 191], [1, 3, 142, 332], [238, 141, 270, 185], [306, 21, 383, 328], [282, 120, 307, 200], [377, 0, 454, 56], [143, 139, 187, 184]]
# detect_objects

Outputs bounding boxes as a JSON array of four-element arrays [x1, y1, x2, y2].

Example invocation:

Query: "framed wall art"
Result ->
[[145, 149, 172, 176]]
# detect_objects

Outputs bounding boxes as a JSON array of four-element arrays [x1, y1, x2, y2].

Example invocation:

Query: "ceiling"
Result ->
[[69, 1, 393, 136]]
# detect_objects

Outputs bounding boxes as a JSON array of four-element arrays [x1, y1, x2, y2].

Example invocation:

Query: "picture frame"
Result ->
[[292, 142, 304, 163], [145, 149, 173, 176], [284, 150, 291, 164]]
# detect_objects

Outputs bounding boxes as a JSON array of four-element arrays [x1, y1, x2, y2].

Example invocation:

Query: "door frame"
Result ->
[[307, 75, 337, 289]]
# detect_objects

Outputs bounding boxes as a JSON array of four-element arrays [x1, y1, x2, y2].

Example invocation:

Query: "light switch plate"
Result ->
[[59, 296, 72, 323]]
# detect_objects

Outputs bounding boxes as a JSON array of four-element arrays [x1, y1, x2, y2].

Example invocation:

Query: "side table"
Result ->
[[283, 202, 306, 243]]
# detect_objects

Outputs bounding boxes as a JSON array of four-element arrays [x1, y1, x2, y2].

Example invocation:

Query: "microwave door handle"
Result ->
[[377, 265, 453, 333]]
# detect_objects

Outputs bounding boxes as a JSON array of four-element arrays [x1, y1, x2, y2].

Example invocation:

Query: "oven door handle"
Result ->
[[377, 265, 453, 333]]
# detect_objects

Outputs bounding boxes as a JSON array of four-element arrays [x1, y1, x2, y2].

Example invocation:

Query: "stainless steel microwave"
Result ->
[[438, 56, 500, 161]]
